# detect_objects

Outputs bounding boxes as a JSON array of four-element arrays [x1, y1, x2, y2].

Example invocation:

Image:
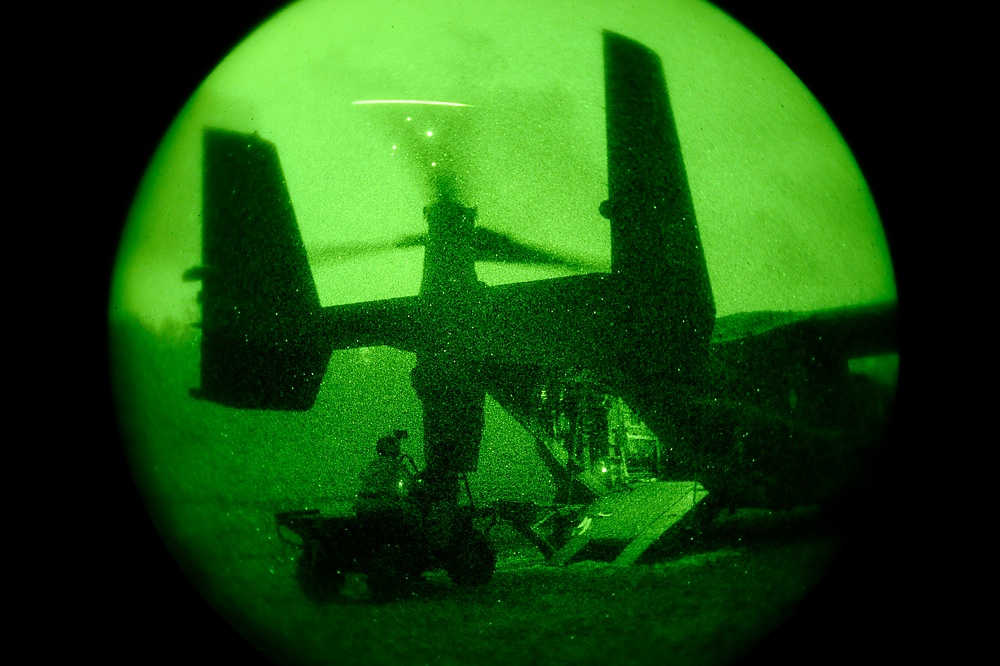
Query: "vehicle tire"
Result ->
[[367, 543, 410, 602], [445, 531, 496, 587], [295, 543, 345, 603]]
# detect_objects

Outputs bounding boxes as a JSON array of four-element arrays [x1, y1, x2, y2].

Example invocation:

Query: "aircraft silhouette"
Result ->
[[186, 30, 896, 559]]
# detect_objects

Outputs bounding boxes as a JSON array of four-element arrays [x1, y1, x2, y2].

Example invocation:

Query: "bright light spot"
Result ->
[[430, 161, 437, 167], [391, 144, 397, 149], [426, 131, 433, 137], [352, 99, 472, 107]]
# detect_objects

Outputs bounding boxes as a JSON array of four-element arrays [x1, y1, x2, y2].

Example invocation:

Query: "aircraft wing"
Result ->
[[707, 300, 898, 412], [711, 301, 898, 362]]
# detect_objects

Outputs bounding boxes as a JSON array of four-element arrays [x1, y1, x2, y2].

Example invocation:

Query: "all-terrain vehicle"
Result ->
[[276, 474, 497, 602]]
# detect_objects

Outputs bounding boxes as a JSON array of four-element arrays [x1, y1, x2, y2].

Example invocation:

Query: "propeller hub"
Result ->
[[420, 200, 479, 298]]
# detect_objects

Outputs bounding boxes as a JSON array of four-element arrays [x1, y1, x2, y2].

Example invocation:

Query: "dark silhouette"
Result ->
[[190, 30, 897, 586]]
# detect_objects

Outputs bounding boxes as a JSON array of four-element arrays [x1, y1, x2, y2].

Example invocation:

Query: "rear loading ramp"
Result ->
[[549, 481, 708, 566]]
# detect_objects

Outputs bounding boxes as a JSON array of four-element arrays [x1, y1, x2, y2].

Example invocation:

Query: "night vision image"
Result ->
[[109, 1, 899, 664]]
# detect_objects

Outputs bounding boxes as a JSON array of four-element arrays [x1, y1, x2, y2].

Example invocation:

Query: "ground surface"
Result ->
[[102, 324, 894, 666], [124, 499, 850, 666]]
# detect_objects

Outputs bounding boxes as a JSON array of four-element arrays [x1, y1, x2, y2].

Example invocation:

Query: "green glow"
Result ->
[[110, 1, 898, 664], [113, 0, 894, 328]]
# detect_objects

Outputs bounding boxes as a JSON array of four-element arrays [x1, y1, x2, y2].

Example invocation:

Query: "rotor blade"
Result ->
[[310, 233, 426, 263], [312, 226, 601, 272], [470, 227, 602, 272], [358, 101, 474, 205]]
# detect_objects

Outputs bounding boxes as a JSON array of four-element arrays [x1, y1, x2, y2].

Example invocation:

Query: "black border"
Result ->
[[86, 1, 921, 663]]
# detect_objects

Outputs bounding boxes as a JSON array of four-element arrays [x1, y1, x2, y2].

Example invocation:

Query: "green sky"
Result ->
[[112, 0, 896, 331]]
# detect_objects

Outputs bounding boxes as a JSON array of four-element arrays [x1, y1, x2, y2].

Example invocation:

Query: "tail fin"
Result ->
[[188, 129, 331, 410], [602, 31, 715, 369]]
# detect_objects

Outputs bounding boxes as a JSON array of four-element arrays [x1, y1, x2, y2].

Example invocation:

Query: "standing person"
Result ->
[[353, 430, 419, 540], [353, 429, 425, 600]]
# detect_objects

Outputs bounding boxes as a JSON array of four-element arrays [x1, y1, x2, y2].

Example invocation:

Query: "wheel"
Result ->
[[445, 531, 496, 587], [295, 543, 345, 603], [366, 542, 413, 602]]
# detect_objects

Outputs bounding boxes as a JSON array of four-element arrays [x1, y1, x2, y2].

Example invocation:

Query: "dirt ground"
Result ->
[[99, 499, 879, 666]]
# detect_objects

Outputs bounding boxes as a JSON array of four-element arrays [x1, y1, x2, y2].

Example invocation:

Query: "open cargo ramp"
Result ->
[[549, 481, 708, 566]]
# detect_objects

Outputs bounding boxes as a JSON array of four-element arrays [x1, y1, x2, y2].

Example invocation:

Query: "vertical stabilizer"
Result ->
[[602, 31, 715, 367], [189, 129, 331, 410]]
